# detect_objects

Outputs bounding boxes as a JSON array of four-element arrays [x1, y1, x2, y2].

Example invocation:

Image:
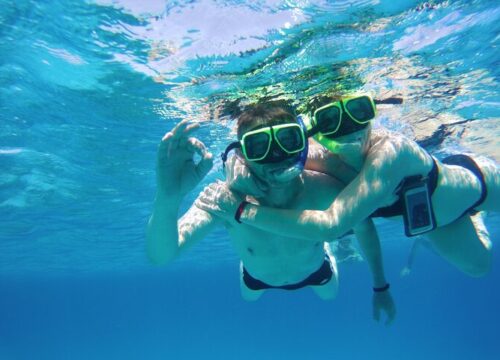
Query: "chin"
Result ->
[[265, 164, 302, 185]]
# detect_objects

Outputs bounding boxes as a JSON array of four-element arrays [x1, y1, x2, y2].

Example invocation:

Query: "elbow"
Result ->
[[310, 211, 342, 242], [317, 223, 340, 243], [462, 251, 492, 278], [147, 243, 177, 266], [146, 231, 177, 266]]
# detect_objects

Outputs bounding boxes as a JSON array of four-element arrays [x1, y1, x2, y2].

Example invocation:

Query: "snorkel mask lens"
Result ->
[[241, 123, 305, 163], [242, 131, 271, 161], [312, 95, 376, 139], [344, 95, 375, 123], [275, 125, 304, 152], [314, 104, 342, 135]]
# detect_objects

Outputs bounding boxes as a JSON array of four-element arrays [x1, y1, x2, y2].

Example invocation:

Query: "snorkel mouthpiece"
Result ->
[[313, 132, 342, 153], [270, 115, 309, 182]]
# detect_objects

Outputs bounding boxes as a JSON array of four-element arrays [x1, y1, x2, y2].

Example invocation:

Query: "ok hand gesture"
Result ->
[[157, 120, 213, 199]]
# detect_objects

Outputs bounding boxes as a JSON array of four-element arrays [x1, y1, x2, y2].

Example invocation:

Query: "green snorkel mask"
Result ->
[[308, 95, 377, 153], [222, 116, 309, 168]]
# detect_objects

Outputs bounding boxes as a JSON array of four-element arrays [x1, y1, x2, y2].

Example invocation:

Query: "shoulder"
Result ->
[[302, 169, 344, 189], [366, 128, 429, 175], [301, 170, 345, 204]]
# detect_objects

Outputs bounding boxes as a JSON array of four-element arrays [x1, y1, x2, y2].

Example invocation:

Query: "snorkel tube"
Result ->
[[296, 115, 309, 171]]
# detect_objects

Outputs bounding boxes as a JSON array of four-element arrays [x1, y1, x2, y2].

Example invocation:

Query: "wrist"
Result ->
[[235, 201, 250, 223], [373, 283, 390, 292], [154, 191, 180, 212], [373, 277, 387, 289]]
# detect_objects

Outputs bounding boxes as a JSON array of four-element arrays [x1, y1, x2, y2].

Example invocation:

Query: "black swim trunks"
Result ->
[[242, 256, 334, 291], [441, 154, 488, 216]]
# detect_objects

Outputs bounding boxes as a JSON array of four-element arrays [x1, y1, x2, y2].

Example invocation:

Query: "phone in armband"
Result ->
[[401, 176, 436, 237]]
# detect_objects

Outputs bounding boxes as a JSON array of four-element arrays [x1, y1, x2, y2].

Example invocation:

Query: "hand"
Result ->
[[400, 266, 411, 278], [372, 289, 396, 326], [157, 120, 213, 198], [195, 180, 242, 222], [224, 154, 268, 197]]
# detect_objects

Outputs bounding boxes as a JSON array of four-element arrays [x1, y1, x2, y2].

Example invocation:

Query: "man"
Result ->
[[197, 94, 496, 278], [147, 102, 393, 315]]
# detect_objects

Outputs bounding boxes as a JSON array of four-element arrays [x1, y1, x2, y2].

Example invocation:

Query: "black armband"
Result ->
[[373, 283, 390, 292], [234, 201, 250, 224]]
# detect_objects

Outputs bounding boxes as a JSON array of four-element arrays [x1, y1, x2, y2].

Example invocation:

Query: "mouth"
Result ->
[[267, 158, 299, 173], [266, 159, 302, 182]]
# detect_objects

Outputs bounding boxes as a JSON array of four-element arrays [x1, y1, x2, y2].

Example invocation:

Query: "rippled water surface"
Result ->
[[0, 1, 499, 359]]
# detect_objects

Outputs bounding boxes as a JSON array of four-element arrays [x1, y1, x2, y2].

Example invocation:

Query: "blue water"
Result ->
[[1, 0, 499, 359]]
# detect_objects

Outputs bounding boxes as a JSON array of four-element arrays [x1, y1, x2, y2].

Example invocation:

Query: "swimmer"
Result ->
[[147, 102, 396, 324], [196, 94, 499, 279]]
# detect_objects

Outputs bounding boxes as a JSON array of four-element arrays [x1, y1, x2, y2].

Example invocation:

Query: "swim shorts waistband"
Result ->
[[242, 256, 333, 291]]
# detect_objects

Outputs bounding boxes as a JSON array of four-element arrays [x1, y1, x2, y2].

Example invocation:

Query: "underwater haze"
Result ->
[[1, 0, 499, 359]]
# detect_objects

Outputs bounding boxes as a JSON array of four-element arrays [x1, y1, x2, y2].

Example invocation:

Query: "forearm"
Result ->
[[238, 181, 383, 241], [146, 191, 181, 265], [354, 220, 387, 288], [239, 203, 343, 242]]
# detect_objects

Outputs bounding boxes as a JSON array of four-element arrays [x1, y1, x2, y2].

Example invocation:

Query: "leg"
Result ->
[[311, 246, 339, 300], [239, 262, 264, 301], [426, 212, 492, 277], [473, 156, 500, 212]]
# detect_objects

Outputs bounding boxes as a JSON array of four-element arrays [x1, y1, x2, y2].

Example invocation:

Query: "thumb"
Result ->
[[196, 152, 214, 180]]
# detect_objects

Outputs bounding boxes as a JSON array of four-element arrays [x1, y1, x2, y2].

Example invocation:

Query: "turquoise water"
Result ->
[[1, 0, 499, 359]]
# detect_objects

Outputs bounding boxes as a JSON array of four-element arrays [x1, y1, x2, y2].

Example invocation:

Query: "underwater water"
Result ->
[[1, 0, 499, 359]]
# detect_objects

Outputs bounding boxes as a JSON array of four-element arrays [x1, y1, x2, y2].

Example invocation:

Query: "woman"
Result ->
[[197, 94, 499, 277]]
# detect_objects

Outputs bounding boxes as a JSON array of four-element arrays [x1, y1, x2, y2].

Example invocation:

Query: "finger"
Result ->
[[161, 131, 173, 142], [186, 137, 208, 156], [184, 122, 200, 133], [197, 154, 214, 179], [373, 304, 380, 322], [202, 182, 216, 197], [161, 121, 199, 145], [170, 120, 190, 139], [176, 122, 201, 142], [387, 307, 397, 326], [194, 198, 213, 211], [385, 313, 395, 326], [158, 132, 176, 159]]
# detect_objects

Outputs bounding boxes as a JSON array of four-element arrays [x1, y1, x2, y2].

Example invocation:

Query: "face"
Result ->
[[246, 153, 303, 187], [315, 123, 371, 156], [239, 119, 305, 186]]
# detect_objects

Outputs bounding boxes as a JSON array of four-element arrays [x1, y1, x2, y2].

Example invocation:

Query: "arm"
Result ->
[[146, 120, 215, 265], [400, 238, 424, 277], [223, 141, 357, 197], [353, 219, 387, 288], [196, 153, 400, 242], [353, 218, 396, 325], [239, 162, 400, 241], [147, 192, 219, 265], [305, 142, 358, 184]]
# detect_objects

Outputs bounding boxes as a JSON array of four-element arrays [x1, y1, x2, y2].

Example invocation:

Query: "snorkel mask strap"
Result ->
[[221, 141, 241, 169], [296, 115, 309, 171]]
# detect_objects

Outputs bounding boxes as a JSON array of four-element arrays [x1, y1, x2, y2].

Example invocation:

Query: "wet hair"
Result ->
[[299, 93, 343, 115], [236, 101, 296, 139]]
